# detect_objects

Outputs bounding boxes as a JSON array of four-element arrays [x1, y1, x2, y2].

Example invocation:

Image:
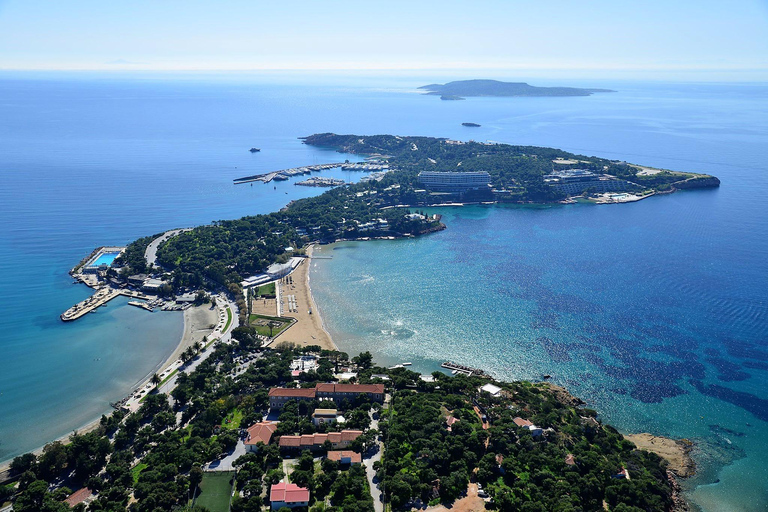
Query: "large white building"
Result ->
[[543, 169, 637, 196], [417, 171, 491, 192]]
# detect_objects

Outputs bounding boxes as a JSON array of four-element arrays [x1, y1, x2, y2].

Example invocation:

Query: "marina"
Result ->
[[295, 177, 346, 187], [60, 288, 151, 321], [233, 162, 389, 184]]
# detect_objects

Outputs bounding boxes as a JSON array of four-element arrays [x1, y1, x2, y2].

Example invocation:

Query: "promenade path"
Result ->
[[145, 228, 191, 268], [127, 293, 239, 412]]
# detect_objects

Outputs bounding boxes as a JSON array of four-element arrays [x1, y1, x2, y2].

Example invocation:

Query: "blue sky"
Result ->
[[1, 0, 767, 79]]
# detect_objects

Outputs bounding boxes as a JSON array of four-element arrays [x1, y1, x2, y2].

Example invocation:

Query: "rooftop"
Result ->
[[327, 450, 362, 464], [270, 482, 310, 504], [244, 422, 278, 446]]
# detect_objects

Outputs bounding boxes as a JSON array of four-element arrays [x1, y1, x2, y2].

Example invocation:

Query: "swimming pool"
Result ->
[[88, 251, 120, 267]]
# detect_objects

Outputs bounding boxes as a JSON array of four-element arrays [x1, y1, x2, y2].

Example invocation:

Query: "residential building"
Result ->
[[513, 417, 543, 437], [244, 422, 278, 452], [312, 408, 340, 426], [278, 430, 363, 451], [327, 450, 362, 465], [268, 387, 317, 409], [417, 171, 492, 192], [269, 383, 385, 409], [270, 483, 310, 510]]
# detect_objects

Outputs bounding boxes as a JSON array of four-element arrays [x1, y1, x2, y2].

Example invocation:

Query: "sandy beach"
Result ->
[[255, 248, 337, 351], [624, 433, 696, 477]]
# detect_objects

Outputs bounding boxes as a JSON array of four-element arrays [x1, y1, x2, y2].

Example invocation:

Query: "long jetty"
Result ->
[[233, 162, 389, 184], [61, 288, 151, 321]]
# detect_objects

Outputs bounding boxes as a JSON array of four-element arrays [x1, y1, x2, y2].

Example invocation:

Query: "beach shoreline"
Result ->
[[262, 246, 337, 351], [0, 303, 216, 473]]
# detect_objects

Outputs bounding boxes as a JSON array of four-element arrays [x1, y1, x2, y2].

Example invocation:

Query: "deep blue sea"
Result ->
[[1, 72, 766, 511]]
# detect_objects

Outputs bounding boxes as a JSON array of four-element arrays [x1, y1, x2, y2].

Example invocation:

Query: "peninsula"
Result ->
[[419, 79, 615, 100], [4, 133, 713, 511]]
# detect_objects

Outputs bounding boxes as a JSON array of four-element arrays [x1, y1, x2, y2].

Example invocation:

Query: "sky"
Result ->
[[1, 0, 767, 79]]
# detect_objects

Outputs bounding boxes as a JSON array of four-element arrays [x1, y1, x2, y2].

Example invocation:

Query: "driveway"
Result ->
[[207, 439, 246, 472]]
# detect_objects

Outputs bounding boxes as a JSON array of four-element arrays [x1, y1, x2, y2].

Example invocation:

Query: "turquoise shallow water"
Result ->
[[1, 73, 766, 510]]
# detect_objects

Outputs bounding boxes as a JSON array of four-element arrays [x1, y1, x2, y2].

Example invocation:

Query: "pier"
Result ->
[[128, 300, 154, 312], [61, 288, 151, 321], [441, 361, 488, 377]]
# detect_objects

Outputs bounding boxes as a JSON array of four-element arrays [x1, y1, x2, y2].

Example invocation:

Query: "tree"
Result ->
[[189, 466, 204, 492], [151, 373, 161, 386], [10, 453, 36, 474], [352, 351, 373, 369]]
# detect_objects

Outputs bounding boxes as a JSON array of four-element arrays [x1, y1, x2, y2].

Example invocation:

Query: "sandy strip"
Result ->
[[260, 248, 337, 351], [624, 433, 696, 477], [0, 304, 217, 473]]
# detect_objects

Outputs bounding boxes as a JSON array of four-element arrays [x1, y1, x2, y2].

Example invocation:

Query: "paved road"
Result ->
[[144, 228, 191, 268], [127, 294, 239, 411], [364, 410, 384, 512]]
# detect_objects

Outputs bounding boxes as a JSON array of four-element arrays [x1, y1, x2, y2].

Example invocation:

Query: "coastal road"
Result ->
[[145, 228, 191, 268], [128, 294, 239, 411]]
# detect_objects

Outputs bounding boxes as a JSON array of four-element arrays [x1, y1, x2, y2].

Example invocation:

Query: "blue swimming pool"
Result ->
[[88, 251, 120, 267]]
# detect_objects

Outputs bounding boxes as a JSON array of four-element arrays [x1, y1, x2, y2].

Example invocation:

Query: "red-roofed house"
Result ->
[[513, 417, 542, 437], [270, 482, 310, 509], [279, 430, 363, 451], [445, 415, 460, 432], [269, 383, 385, 409], [327, 450, 362, 465], [244, 422, 278, 452], [65, 488, 93, 508], [269, 387, 317, 409]]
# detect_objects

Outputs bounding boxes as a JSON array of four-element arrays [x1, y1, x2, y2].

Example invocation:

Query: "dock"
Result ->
[[128, 300, 154, 312], [441, 361, 488, 377], [61, 288, 151, 321]]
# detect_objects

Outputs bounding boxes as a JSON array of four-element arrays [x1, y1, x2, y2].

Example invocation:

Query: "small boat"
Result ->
[[543, 374, 552, 380], [402, 362, 412, 366], [249, 147, 261, 152]]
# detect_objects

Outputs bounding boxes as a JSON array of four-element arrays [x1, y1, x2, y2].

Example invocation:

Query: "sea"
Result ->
[[0, 72, 766, 511]]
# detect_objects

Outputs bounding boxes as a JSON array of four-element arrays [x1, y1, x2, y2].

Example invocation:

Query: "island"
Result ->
[[420, 79, 615, 100], [462, 122, 481, 127]]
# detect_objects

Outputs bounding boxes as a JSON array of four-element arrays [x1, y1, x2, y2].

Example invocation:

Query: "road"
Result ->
[[364, 408, 385, 512], [126, 293, 239, 412], [144, 228, 191, 268]]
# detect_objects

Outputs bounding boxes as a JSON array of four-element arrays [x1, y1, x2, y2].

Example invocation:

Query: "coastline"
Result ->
[[0, 303, 215, 474], [266, 246, 337, 351]]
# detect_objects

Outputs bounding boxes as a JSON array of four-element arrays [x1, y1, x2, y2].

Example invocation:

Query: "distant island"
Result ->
[[462, 122, 481, 127], [420, 79, 615, 100]]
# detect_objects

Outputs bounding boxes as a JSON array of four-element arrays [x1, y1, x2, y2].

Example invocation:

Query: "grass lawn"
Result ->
[[131, 463, 148, 485], [249, 314, 291, 337], [221, 408, 243, 430], [194, 471, 234, 512], [257, 282, 276, 297]]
